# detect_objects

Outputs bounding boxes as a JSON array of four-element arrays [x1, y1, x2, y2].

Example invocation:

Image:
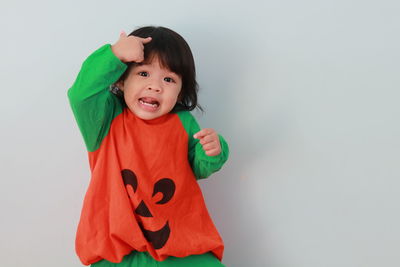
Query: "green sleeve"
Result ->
[[67, 44, 127, 152], [177, 111, 229, 180]]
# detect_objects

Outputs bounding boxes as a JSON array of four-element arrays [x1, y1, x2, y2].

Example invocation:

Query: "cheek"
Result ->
[[175, 85, 183, 100], [123, 91, 139, 107], [177, 89, 183, 101], [169, 90, 181, 105], [122, 84, 140, 100]]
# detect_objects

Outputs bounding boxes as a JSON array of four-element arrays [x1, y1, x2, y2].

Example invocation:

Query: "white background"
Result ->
[[1, 0, 399, 266]]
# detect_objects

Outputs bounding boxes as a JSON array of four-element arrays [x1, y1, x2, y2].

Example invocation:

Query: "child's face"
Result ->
[[119, 56, 182, 120]]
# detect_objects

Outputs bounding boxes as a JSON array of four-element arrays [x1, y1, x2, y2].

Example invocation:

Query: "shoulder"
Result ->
[[174, 110, 199, 126], [175, 110, 193, 120], [173, 110, 200, 135]]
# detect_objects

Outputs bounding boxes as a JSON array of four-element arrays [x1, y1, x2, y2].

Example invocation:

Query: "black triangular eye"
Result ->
[[152, 178, 175, 204], [121, 169, 138, 193]]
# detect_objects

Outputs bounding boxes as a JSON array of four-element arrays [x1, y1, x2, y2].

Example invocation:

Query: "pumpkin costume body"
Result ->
[[68, 44, 229, 266]]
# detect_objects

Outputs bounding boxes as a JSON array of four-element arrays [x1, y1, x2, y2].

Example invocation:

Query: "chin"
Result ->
[[132, 109, 168, 121]]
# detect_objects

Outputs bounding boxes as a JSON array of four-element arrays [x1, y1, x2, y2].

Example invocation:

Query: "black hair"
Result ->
[[112, 26, 202, 112]]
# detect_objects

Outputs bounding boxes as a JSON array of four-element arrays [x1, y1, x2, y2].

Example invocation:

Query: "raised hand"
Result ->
[[111, 30, 152, 63], [193, 128, 222, 156]]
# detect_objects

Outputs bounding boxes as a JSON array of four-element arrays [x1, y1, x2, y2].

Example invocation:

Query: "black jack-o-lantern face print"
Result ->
[[121, 169, 176, 249]]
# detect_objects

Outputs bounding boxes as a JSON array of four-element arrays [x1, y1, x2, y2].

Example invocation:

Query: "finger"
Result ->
[[199, 135, 216, 145], [202, 142, 216, 151], [140, 36, 152, 44], [205, 148, 221, 157], [135, 55, 145, 63], [194, 129, 208, 139], [193, 128, 212, 139]]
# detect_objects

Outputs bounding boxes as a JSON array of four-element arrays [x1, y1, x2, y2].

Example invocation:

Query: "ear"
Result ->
[[115, 81, 124, 91]]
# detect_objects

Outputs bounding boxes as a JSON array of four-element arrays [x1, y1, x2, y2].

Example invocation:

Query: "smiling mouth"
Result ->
[[139, 221, 170, 249], [139, 97, 160, 109]]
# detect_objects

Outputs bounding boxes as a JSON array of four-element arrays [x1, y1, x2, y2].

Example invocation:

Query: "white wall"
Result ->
[[1, 0, 399, 266]]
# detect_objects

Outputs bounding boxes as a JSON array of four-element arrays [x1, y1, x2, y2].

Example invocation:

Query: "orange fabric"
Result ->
[[75, 109, 224, 265]]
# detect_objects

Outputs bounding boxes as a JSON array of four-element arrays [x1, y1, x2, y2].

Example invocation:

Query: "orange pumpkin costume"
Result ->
[[68, 44, 229, 265]]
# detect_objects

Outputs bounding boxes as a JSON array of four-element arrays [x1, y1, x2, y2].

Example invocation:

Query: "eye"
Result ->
[[121, 169, 138, 193], [164, 77, 174, 83], [138, 71, 148, 77], [152, 178, 175, 204]]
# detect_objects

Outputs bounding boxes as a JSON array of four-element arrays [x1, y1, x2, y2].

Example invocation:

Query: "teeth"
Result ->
[[139, 99, 159, 108]]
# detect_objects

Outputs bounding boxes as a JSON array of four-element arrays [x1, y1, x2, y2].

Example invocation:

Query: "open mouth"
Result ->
[[139, 97, 160, 110]]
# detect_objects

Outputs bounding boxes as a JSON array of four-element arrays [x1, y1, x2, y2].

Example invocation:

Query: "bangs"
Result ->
[[139, 50, 181, 77]]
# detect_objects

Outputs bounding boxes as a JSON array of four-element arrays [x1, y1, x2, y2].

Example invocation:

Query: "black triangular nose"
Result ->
[[135, 200, 153, 217]]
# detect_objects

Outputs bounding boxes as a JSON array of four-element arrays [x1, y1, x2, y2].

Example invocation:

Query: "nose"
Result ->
[[146, 79, 162, 93]]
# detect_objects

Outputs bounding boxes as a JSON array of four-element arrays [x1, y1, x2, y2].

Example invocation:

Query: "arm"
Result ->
[[68, 33, 152, 152], [67, 44, 127, 152], [177, 111, 229, 180]]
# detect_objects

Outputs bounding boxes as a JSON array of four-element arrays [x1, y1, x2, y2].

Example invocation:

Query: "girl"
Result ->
[[68, 26, 229, 267]]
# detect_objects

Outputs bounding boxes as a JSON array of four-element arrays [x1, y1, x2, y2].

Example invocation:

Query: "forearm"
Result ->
[[67, 44, 127, 104]]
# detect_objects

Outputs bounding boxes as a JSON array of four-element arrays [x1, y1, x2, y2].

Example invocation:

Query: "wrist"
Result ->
[[111, 44, 125, 62]]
